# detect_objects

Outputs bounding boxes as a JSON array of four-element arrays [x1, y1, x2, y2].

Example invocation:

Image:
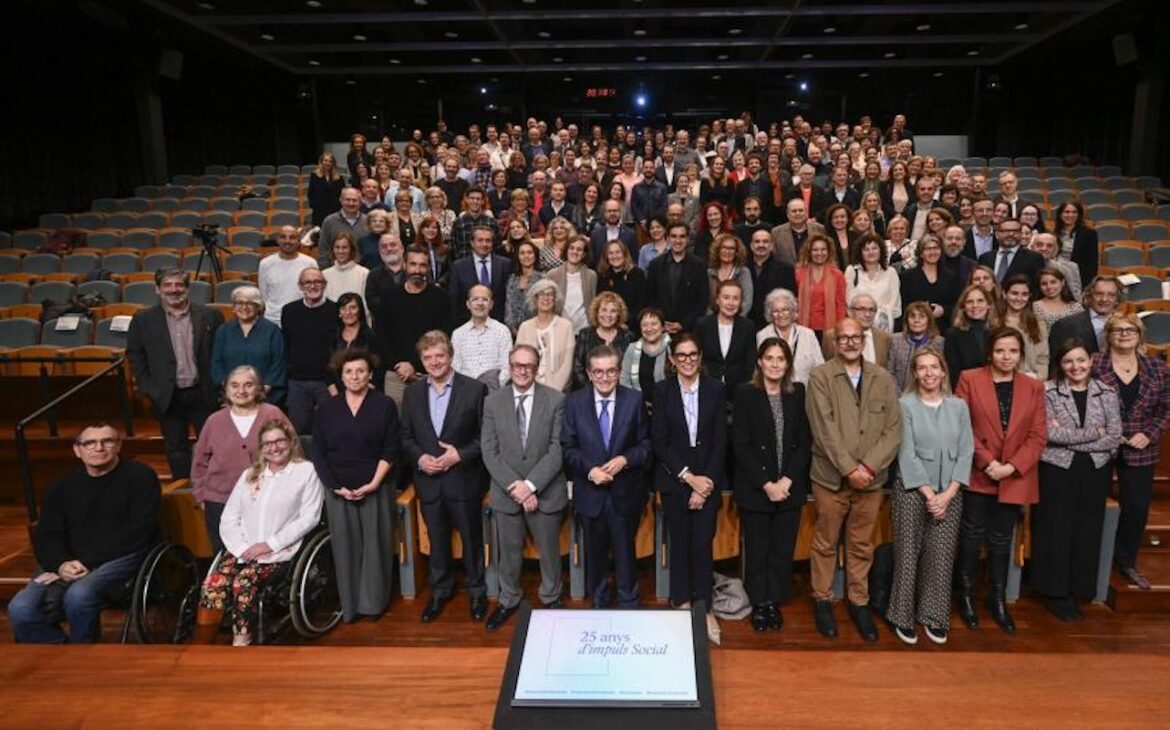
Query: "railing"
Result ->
[[12, 355, 134, 523]]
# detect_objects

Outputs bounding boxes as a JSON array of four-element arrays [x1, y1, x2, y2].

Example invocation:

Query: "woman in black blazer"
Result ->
[[732, 337, 811, 633], [651, 334, 727, 642], [696, 280, 758, 394], [944, 283, 999, 388], [1053, 200, 1099, 287]]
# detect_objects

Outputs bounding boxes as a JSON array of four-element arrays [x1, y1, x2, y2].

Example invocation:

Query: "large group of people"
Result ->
[[11, 113, 1169, 649]]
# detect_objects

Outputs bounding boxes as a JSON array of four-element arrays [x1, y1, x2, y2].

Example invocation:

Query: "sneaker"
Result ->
[[894, 625, 918, 645], [924, 625, 949, 645]]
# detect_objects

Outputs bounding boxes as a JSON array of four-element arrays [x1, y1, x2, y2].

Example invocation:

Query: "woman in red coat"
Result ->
[[954, 328, 1047, 635]]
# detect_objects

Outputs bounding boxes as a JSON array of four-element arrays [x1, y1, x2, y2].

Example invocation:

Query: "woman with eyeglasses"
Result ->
[[1093, 313, 1170, 592], [310, 349, 400, 623], [192, 365, 292, 556], [652, 333, 728, 644], [195, 418, 322, 646], [755, 288, 823, 385], [211, 285, 287, 406]]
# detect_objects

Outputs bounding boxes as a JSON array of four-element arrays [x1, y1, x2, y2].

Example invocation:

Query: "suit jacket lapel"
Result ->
[[438, 376, 462, 441]]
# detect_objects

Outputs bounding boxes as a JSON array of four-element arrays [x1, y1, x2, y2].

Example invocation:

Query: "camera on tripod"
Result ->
[[191, 223, 220, 245], [189, 223, 230, 281]]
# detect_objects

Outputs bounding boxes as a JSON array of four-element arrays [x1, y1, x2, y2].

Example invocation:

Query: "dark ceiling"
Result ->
[[139, 0, 1125, 81]]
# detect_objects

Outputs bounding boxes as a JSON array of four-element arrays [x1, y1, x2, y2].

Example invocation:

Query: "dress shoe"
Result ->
[[986, 589, 1016, 635], [848, 603, 879, 643], [486, 604, 517, 631], [893, 624, 917, 646], [1045, 597, 1075, 622], [751, 605, 770, 633], [543, 598, 566, 609], [955, 588, 980, 630], [767, 603, 784, 631], [420, 595, 450, 624], [1121, 566, 1152, 591], [1066, 599, 1084, 622], [813, 600, 838, 639], [470, 596, 488, 622], [924, 625, 949, 645]]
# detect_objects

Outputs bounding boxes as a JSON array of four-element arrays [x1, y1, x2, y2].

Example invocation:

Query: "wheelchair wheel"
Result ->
[[132, 542, 200, 644], [288, 529, 342, 638]]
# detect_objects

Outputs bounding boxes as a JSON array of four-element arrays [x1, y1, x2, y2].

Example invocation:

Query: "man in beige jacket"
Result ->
[[806, 317, 901, 642]]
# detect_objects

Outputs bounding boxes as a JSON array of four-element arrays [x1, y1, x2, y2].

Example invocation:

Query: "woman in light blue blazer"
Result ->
[[887, 346, 974, 646]]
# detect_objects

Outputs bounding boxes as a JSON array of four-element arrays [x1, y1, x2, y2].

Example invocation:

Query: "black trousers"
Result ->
[[1033, 457, 1111, 600], [156, 386, 214, 480], [580, 493, 642, 608], [741, 507, 801, 606], [958, 490, 1019, 584], [1114, 462, 1156, 571], [662, 489, 720, 606], [420, 496, 486, 600], [202, 500, 226, 557]]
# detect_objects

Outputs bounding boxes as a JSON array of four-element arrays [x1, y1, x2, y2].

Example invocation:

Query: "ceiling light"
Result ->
[[711, 74, 721, 80], [417, 78, 427, 84], [352, 34, 367, 41], [522, 0, 536, 4], [413, 0, 428, 5], [1014, 22, 1030, 30], [480, 87, 487, 94], [933, 72, 944, 77], [490, 77, 499, 82], [470, 57, 482, 63], [633, 29, 646, 37], [823, 27, 836, 34], [728, 28, 742, 35], [308, 59, 321, 66], [197, 2, 215, 9], [635, 55, 646, 61], [444, 31, 459, 39], [784, 73, 794, 79], [388, 58, 401, 64], [345, 79, 356, 85], [305, 0, 321, 7], [801, 53, 813, 59], [916, 23, 931, 31], [260, 33, 275, 41], [562, 76, 573, 82], [858, 72, 869, 78], [967, 49, 980, 56], [553, 56, 563, 62], [884, 52, 896, 58], [537, 31, 551, 39], [799, 81, 808, 91], [717, 54, 729, 60]]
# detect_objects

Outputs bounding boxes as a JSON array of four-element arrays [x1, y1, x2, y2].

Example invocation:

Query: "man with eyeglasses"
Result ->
[[280, 267, 338, 434], [562, 345, 652, 608], [819, 293, 892, 365], [1049, 275, 1124, 355], [451, 285, 513, 390], [978, 217, 1045, 292], [9, 423, 160, 643], [481, 345, 568, 630], [127, 268, 223, 479], [806, 317, 901, 643]]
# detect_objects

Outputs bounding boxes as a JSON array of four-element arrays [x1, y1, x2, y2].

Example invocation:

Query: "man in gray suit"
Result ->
[[480, 344, 567, 630], [770, 198, 825, 266]]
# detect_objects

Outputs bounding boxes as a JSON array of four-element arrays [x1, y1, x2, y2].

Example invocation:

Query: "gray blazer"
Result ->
[[481, 382, 567, 515], [769, 221, 825, 266], [126, 303, 223, 413], [897, 393, 975, 492], [885, 334, 945, 394], [1041, 379, 1123, 469]]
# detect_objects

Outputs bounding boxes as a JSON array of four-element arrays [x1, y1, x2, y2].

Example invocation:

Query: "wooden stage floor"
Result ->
[[1, 644, 1167, 728]]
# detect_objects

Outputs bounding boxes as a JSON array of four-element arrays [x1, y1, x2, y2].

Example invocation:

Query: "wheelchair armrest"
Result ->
[[162, 478, 191, 495]]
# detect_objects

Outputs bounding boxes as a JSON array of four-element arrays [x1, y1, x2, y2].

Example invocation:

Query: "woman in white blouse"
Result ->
[[196, 419, 323, 646], [516, 278, 575, 391], [755, 287, 823, 385], [546, 235, 596, 334], [322, 232, 370, 309], [845, 233, 902, 332]]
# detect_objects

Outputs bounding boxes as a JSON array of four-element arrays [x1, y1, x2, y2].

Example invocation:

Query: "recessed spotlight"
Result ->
[[413, 0, 427, 5], [967, 49, 980, 56], [537, 31, 551, 39], [305, 0, 321, 7], [417, 78, 427, 84], [553, 56, 563, 62], [916, 23, 931, 31], [197, 2, 215, 9], [388, 58, 401, 64], [522, 0, 536, 4], [444, 31, 459, 39], [884, 52, 896, 58], [345, 79, 356, 85], [489, 77, 499, 82], [823, 27, 836, 34], [784, 73, 795, 79], [799, 81, 808, 91], [801, 53, 813, 59], [633, 29, 646, 37], [480, 87, 487, 94], [562, 76, 573, 82], [470, 57, 482, 63], [711, 74, 721, 80], [717, 54, 729, 60], [1014, 22, 1030, 30], [728, 28, 742, 35], [933, 72, 944, 77], [308, 59, 321, 66], [635, 55, 646, 62], [260, 33, 275, 41], [352, 34, 367, 41], [858, 72, 869, 78]]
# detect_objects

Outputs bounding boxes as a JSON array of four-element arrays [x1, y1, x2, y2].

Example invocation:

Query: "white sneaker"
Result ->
[[894, 625, 918, 645], [924, 625, 948, 645], [706, 612, 721, 645], [232, 630, 253, 647]]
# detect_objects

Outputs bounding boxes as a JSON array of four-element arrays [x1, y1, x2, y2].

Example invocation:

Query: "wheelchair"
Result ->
[[110, 540, 201, 645], [194, 525, 342, 644]]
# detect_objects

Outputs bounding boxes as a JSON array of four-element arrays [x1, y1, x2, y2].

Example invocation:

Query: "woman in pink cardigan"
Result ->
[[191, 365, 292, 554]]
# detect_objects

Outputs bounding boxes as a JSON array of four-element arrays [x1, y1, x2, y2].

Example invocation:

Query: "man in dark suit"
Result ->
[[589, 199, 637, 264], [786, 164, 831, 223], [654, 144, 679, 189], [941, 224, 978, 287], [733, 155, 775, 222], [962, 197, 998, 260], [825, 166, 861, 212], [480, 345, 567, 630], [733, 197, 773, 247], [536, 180, 576, 229], [126, 268, 223, 479], [1049, 275, 1122, 355], [630, 158, 669, 235], [448, 225, 511, 324], [977, 218, 1044, 292], [746, 229, 797, 330], [561, 345, 652, 608], [646, 223, 710, 335], [400, 330, 489, 623]]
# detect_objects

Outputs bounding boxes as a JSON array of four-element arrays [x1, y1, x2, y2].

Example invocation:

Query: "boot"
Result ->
[[986, 554, 1016, 636], [955, 545, 980, 630], [193, 607, 224, 645]]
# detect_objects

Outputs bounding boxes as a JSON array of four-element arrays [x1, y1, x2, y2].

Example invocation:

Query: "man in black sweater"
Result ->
[[376, 245, 454, 408], [281, 267, 338, 434], [9, 423, 160, 643]]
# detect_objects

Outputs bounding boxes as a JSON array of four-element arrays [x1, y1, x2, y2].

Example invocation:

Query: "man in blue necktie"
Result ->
[[561, 345, 652, 608], [449, 225, 511, 325]]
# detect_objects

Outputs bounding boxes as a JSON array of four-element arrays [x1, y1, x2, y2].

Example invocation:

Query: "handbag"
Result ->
[[711, 571, 752, 620]]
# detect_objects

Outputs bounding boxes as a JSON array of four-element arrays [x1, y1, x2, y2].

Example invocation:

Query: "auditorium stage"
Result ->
[[1, 644, 1167, 728]]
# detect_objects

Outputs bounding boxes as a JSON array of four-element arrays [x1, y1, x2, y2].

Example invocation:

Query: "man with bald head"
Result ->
[[770, 198, 826, 266], [785, 163, 830, 222], [258, 225, 318, 327]]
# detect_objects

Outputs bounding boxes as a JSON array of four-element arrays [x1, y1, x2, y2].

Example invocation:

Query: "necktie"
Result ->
[[996, 249, 1013, 282], [479, 258, 490, 286], [599, 399, 611, 451], [516, 394, 528, 451]]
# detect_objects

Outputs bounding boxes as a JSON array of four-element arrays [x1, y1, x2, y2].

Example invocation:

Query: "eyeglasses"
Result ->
[[261, 437, 291, 449], [849, 306, 877, 314], [510, 362, 537, 372], [76, 437, 118, 450], [590, 368, 620, 378], [1111, 327, 1139, 336], [673, 351, 701, 362], [836, 334, 864, 344], [301, 280, 325, 287], [232, 300, 259, 307]]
